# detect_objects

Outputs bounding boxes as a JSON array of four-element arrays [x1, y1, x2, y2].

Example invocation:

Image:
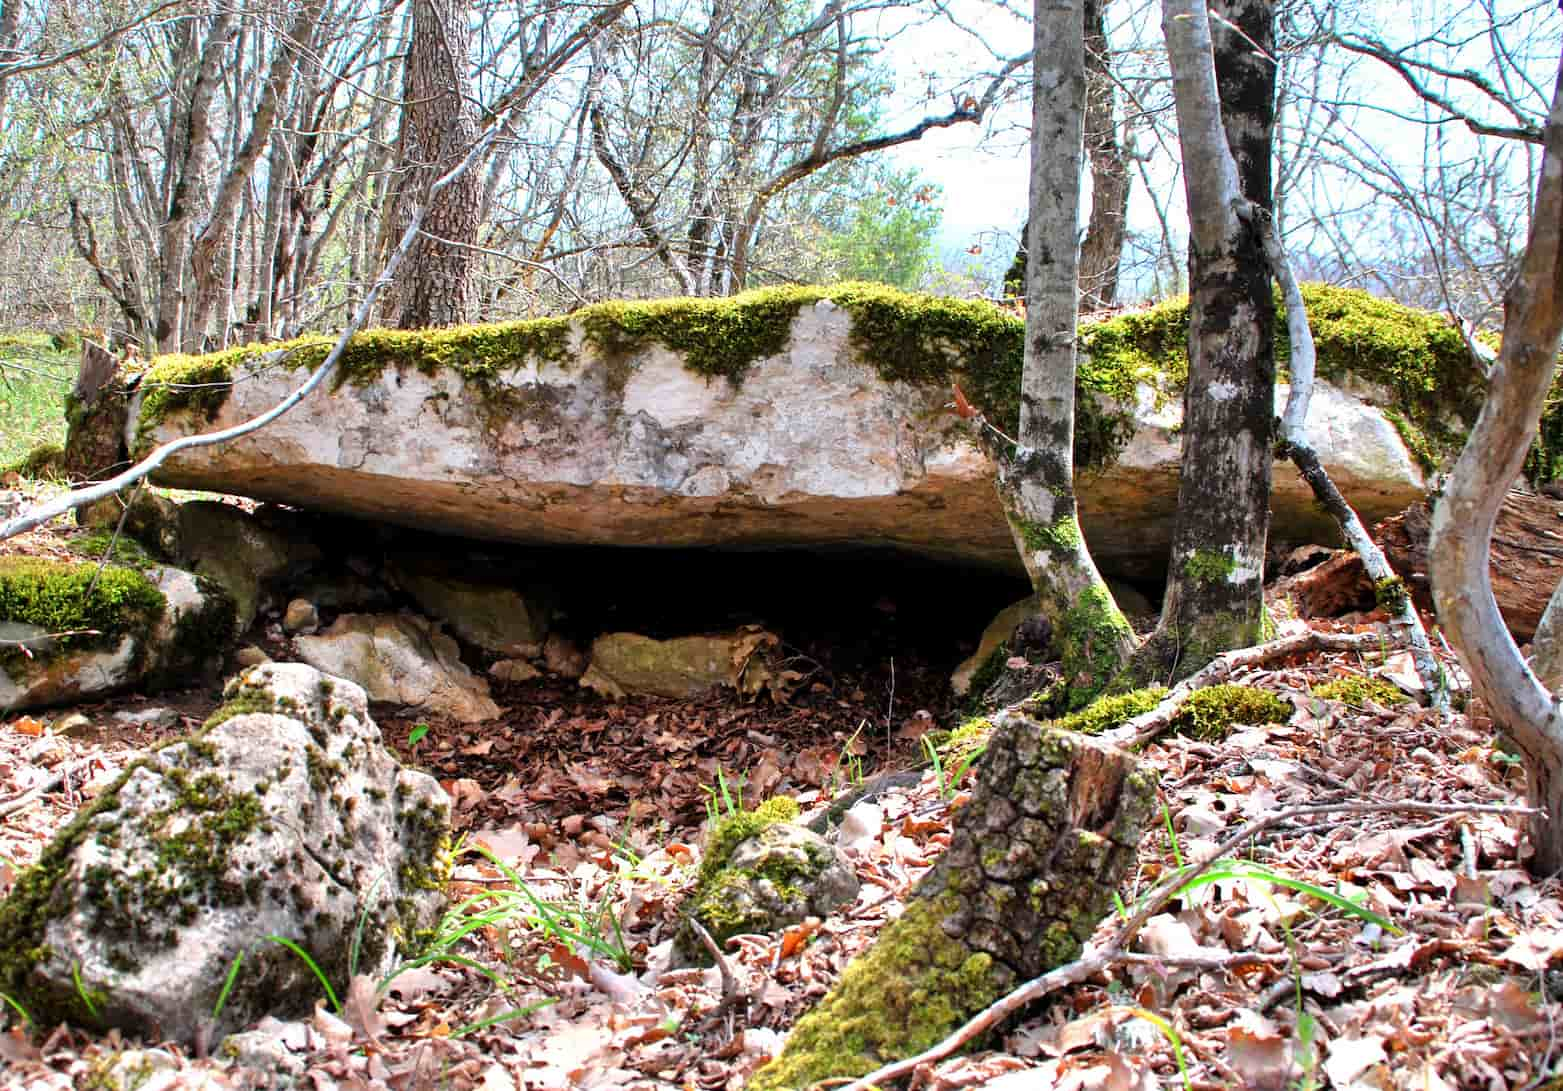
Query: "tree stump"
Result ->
[[748, 720, 1156, 1091], [62, 341, 130, 489]]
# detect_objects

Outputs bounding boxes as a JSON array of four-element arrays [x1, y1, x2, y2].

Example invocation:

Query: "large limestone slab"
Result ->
[[131, 296, 1431, 581]]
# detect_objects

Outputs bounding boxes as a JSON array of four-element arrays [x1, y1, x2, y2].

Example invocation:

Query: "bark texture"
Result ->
[[992, 0, 1135, 697], [1077, 0, 1128, 311], [62, 343, 129, 485], [1377, 490, 1563, 643], [381, 0, 483, 329], [1139, 0, 1275, 680], [1429, 60, 1563, 874], [747, 723, 1155, 1090]]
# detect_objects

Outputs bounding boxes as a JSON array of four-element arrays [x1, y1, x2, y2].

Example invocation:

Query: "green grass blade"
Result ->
[[212, 951, 245, 1020], [266, 935, 342, 1012], [451, 997, 557, 1038], [0, 990, 33, 1028], [1175, 861, 1401, 934]]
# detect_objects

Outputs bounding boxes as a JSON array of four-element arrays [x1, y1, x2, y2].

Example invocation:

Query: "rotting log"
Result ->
[[747, 721, 1156, 1091], [1375, 489, 1563, 642]]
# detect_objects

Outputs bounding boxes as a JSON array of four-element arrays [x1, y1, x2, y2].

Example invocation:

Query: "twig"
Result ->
[[683, 916, 742, 1020], [834, 798, 1535, 1091], [0, 756, 102, 819]]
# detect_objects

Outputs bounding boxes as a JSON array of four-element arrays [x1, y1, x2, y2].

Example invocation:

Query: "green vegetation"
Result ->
[[747, 892, 1002, 1091], [0, 335, 74, 468], [1051, 686, 1168, 735], [1169, 684, 1291, 741], [698, 796, 800, 884], [820, 168, 941, 291], [0, 557, 165, 676], [2, 442, 65, 481], [1183, 549, 1237, 585], [1312, 675, 1410, 708]]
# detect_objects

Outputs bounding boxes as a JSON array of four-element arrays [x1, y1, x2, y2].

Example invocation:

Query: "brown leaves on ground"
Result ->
[[2, 622, 1561, 1090]]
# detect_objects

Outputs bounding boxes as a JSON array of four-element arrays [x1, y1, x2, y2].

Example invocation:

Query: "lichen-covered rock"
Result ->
[[388, 554, 550, 653], [0, 662, 451, 1044], [127, 285, 1445, 583], [0, 555, 232, 711], [681, 823, 858, 964], [177, 501, 321, 634], [581, 627, 785, 699], [293, 612, 501, 722]]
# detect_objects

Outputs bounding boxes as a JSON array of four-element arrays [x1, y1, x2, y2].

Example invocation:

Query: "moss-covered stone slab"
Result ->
[[748, 722, 1155, 1090], [125, 284, 1467, 581], [0, 662, 451, 1044]]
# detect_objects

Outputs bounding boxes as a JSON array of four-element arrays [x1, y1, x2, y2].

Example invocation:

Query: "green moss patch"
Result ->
[[1312, 675, 1409, 708], [0, 557, 165, 676], [699, 796, 799, 884], [1170, 684, 1290, 742], [1050, 686, 1167, 735], [748, 892, 1003, 1091], [3, 442, 65, 481]]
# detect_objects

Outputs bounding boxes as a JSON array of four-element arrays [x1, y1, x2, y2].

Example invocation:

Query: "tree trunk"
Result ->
[[1429, 59, 1563, 874], [1135, 0, 1275, 681], [1077, 0, 1128, 311], [380, 0, 482, 329], [987, 0, 1136, 696], [747, 723, 1155, 1090]]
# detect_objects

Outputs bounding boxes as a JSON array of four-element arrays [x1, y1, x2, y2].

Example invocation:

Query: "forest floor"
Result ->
[[2, 502, 1563, 1090]]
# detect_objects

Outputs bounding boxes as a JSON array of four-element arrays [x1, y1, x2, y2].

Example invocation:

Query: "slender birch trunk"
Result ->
[[1430, 59, 1563, 874]]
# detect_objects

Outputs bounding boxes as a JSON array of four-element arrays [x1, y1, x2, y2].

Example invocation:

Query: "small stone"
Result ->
[[283, 598, 320, 634], [233, 645, 271, 668], [53, 712, 94, 738], [24, 734, 68, 767], [544, 633, 588, 680], [112, 707, 180, 730], [221, 1019, 308, 1081], [489, 658, 541, 683]]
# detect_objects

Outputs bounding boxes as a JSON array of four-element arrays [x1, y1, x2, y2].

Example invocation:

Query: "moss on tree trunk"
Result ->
[[748, 723, 1156, 1090]]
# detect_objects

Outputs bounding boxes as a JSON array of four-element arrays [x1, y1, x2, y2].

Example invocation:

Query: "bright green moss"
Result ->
[[1020, 514, 1083, 556], [1374, 575, 1409, 612], [699, 796, 800, 884], [1184, 549, 1237, 585], [1057, 583, 1135, 708], [0, 557, 165, 675], [3, 442, 65, 481], [1170, 684, 1290, 742], [747, 893, 1003, 1091], [1050, 686, 1167, 735], [1312, 675, 1409, 708]]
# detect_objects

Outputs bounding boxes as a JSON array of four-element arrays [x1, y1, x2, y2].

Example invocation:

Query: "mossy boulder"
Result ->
[[127, 283, 1465, 582], [0, 553, 231, 711], [0, 663, 451, 1044], [679, 819, 858, 965]]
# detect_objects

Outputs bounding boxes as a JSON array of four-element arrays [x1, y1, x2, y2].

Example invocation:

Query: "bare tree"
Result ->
[[1429, 55, 1563, 873]]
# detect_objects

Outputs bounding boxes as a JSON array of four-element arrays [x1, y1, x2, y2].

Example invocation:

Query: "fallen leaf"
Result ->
[[1322, 1034, 1387, 1089]]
